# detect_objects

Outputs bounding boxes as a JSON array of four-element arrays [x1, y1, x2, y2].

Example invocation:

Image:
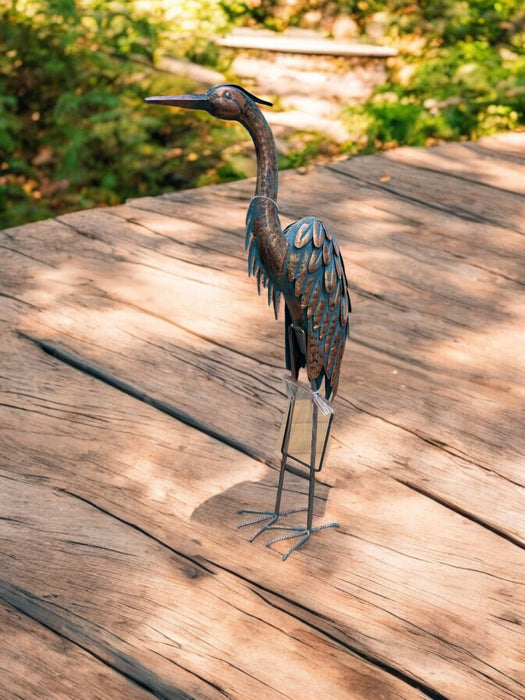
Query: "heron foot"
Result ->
[[237, 507, 307, 542], [265, 522, 340, 561]]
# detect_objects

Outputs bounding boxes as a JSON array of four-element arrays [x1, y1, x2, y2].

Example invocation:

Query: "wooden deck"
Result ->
[[1, 133, 524, 699]]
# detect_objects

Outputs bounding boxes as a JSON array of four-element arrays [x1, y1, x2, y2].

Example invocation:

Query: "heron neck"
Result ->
[[241, 104, 279, 201], [242, 102, 289, 282]]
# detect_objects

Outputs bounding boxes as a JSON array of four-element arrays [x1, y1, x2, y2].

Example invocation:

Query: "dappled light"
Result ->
[[2, 131, 525, 697], [3, 0, 523, 230], [2, 0, 525, 694]]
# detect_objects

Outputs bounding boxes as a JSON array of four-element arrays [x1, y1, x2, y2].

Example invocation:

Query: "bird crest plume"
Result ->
[[221, 84, 273, 107]]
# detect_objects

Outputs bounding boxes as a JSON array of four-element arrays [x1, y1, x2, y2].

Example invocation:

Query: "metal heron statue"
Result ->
[[146, 84, 350, 559]]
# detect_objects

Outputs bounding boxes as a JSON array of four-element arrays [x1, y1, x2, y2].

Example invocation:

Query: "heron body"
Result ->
[[146, 84, 350, 558], [146, 85, 350, 399]]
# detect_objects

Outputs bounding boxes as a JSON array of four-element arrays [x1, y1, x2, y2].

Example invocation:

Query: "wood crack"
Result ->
[[325, 164, 524, 235], [246, 588, 450, 700], [0, 242, 55, 268], [57, 487, 216, 577], [397, 479, 525, 550], [149, 648, 232, 699], [18, 331, 268, 465], [0, 291, 40, 310], [0, 582, 193, 700], [204, 652, 286, 699]]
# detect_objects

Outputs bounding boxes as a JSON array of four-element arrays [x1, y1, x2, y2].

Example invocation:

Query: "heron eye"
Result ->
[[224, 90, 232, 99]]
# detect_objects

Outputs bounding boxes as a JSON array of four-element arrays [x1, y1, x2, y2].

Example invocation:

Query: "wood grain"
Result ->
[[1, 134, 524, 699], [0, 336, 429, 700], [0, 600, 156, 699]]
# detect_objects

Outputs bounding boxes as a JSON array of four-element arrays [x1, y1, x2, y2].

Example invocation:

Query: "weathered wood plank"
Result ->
[[131, 174, 524, 288], [476, 132, 525, 160], [382, 141, 525, 195], [3, 166, 524, 542], [1, 137, 524, 700], [327, 154, 525, 234], [0, 337, 433, 700], [2, 296, 524, 700], [0, 600, 156, 699]]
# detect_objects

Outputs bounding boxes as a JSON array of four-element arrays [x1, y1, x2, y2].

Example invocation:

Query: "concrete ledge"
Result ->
[[217, 29, 397, 58]]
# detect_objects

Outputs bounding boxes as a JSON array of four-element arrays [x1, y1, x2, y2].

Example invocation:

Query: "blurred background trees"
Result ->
[[1, 0, 523, 229]]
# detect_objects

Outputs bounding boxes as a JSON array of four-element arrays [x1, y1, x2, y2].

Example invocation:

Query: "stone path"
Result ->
[[160, 28, 393, 143]]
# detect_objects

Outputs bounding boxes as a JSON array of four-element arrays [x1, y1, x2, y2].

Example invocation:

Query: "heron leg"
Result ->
[[262, 399, 339, 560], [263, 476, 339, 560], [237, 452, 306, 541]]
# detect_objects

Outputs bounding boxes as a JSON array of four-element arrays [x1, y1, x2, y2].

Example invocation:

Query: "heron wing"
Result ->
[[245, 200, 281, 319], [284, 217, 351, 399]]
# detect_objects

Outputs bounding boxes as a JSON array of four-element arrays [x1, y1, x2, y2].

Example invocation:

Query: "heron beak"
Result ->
[[144, 94, 210, 112]]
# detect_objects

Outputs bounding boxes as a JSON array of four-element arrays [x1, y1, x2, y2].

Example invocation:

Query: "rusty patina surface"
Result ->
[[146, 84, 350, 399]]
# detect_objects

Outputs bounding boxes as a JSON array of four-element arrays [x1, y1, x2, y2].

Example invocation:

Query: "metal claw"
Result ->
[[265, 523, 340, 561]]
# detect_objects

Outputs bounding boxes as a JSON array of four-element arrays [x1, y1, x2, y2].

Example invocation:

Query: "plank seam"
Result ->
[[397, 479, 525, 550], [18, 331, 268, 465], [325, 164, 524, 235], [383, 156, 525, 197], [0, 582, 195, 700]]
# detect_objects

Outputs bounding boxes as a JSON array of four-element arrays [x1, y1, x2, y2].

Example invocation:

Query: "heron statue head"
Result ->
[[145, 84, 272, 122]]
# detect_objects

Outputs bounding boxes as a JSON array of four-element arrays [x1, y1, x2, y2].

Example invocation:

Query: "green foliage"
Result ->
[[338, 1, 525, 150], [229, 1, 524, 150], [278, 133, 340, 169], [418, 0, 521, 44], [0, 0, 238, 229], [1, 0, 524, 229]]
